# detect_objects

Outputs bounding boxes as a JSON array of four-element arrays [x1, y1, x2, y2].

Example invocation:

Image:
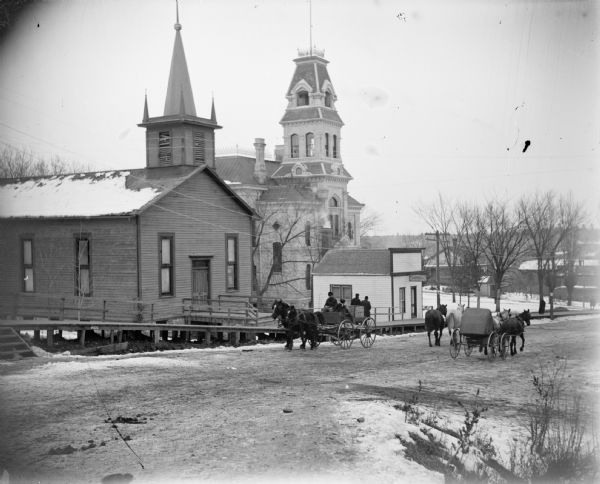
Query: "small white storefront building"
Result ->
[[312, 248, 426, 320]]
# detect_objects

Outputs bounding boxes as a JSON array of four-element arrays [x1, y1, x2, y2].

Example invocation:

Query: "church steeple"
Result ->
[[163, 1, 196, 116], [138, 2, 221, 169]]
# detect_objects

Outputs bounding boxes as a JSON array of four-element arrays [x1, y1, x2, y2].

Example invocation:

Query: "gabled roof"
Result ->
[[215, 155, 280, 186], [0, 165, 254, 219], [313, 249, 391, 275], [347, 194, 365, 209]]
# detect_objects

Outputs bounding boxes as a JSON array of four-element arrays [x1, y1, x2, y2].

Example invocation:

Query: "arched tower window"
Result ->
[[329, 197, 339, 207], [290, 134, 299, 158], [324, 91, 332, 107], [329, 196, 340, 237], [295, 166, 303, 176], [306, 132, 314, 157], [297, 91, 309, 106], [325, 133, 330, 157], [333, 135, 338, 158]]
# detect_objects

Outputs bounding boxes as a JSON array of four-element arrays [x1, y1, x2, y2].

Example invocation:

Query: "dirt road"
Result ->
[[1, 315, 599, 484]]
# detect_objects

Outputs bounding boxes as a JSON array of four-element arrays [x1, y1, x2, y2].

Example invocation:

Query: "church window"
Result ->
[[290, 134, 299, 158], [324, 91, 332, 107], [325, 133, 329, 157], [193, 131, 205, 164], [347, 222, 353, 240], [329, 197, 339, 207], [295, 167, 302, 176], [306, 132, 315, 157], [329, 215, 340, 237], [333, 134, 338, 158], [297, 90, 309, 106], [305, 264, 312, 290], [158, 131, 172, 165]]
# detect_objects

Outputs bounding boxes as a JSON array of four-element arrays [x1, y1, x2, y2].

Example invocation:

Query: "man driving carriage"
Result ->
[[323, 291, 338, 311]]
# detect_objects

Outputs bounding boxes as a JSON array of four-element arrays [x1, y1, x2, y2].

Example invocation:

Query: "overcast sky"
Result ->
[[0, 0, 598, 234]]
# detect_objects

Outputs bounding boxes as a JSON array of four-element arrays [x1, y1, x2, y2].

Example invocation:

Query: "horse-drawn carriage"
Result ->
[[449, 308, 501, 360], [271, 300, 377, 350], [319, 304, 377, 349]]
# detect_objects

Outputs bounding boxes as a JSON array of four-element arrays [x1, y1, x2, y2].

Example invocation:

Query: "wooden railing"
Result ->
[[182, 298, 260, 326]]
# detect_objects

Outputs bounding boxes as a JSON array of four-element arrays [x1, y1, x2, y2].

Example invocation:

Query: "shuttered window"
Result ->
[[158, 131, 172, 165], [273, 242, 282, 273], [193, 131, 205, 164]]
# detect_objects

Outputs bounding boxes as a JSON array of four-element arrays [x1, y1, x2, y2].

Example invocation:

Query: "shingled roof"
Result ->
[[271, 161, 352, 179], [215, 155, 280, 186], [313, 249, 391, 275]]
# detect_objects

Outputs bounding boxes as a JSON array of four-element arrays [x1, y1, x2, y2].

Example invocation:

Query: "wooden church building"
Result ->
[[0, 14, 255, 322]]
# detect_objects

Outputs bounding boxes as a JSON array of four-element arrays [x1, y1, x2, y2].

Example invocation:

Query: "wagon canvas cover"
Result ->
[[460, 308, 495, 335]]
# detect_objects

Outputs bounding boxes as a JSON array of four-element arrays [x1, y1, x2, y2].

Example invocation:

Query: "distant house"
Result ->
[[312, 248, 425, 319], [0, 13, 255, 322]]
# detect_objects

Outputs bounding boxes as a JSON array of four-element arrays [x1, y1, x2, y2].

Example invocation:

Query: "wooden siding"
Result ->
[[0, 218, 138, 314], [139, 169, 253, 320], [312, 274, 391, 310], [392, 275, 423, 318], [392, 252, 421, 273]]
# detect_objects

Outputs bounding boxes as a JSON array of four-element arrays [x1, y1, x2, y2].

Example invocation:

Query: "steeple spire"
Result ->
[[142, 91, 149, 122], [211, 94, 217, 123], [163, 1, 196, 116]]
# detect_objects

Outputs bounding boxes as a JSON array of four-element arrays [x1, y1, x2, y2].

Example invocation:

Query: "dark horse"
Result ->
[[271, 300, 319, 350], [425, 304, 447, 347], [499, 309, 531, 355]]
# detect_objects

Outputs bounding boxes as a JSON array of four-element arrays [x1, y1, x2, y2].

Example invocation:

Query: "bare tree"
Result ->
[[0, 144, 90, 178], [478, 198, 529, 312], [518, 191, 586, 313], [359, 208, 383, 237], [415, 193, 464, 302], [457, 202, 487, 307], [252, 201, 324, 305]]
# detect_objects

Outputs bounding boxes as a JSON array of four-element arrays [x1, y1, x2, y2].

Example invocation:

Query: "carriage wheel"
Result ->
[[449, 329, 460, 359], [359, 317, 377, 348], [487, 332, 499, 360], [499, 333, 509, 360], [338, 320, 354, 349]]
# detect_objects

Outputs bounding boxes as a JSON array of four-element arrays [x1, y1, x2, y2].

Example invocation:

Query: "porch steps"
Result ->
[[0, 327, 37, 360]]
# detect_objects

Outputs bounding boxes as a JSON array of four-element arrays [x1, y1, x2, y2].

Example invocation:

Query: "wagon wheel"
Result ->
[[487, 332, 499, 361], [337, 320, 354, 349], [449, 329, 460, 359], [359, 317, 377, 348], [499, 333, 509, 360]]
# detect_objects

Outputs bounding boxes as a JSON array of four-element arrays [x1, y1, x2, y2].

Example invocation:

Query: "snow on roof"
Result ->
[[0, 170, 163, 218]]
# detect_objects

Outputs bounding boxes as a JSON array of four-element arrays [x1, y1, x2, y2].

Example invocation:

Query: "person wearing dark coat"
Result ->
[[324, 292, 338, 311], [362, 296, 371, 317], [351, 294, 361, 306]]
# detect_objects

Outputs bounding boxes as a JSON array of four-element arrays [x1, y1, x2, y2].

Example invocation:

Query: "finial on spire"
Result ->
[[174, 0, 182, 31]]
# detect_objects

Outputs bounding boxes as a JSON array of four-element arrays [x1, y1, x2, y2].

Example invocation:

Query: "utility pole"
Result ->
[[425, 231, 442, 308]]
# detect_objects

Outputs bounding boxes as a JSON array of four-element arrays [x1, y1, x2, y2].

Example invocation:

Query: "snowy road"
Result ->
[[0, 314, 599, 484]]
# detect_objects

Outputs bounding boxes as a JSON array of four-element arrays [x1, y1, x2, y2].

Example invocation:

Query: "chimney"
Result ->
[[274, 144, 284, 162], [254, 138, 267, 184]]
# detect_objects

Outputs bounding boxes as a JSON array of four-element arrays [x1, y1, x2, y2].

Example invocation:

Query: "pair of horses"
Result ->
[[271, 300, 324, 350], [496, 308, 531, 355], [424, 303, 465, 347]]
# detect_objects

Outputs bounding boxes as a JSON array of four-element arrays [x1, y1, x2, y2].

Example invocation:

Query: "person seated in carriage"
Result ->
[[351, 294, 362, 306], [323, 292, 338, 312], [336, 299, 354, 320]]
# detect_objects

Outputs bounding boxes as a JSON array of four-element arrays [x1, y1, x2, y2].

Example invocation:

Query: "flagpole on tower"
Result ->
[[309, 0, 313, 55]]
